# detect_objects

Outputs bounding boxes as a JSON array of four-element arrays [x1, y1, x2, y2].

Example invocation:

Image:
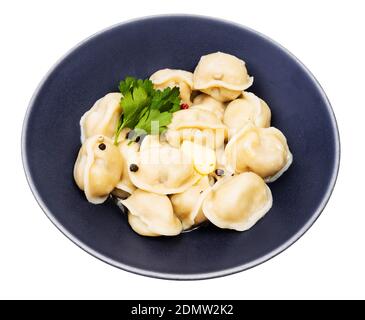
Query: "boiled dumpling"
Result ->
[[224, 92, 271, 134], [225, 124, 293, 182], [193, 52, 253, 102], [166, 108, 226, 149], [191, 94, 226, 120], [150, 69, 193, 105], [202, 172, 272, 231], [122, 189, 183, 236], [74, 135, 124, 204], [170, 176, 211, 230], [80, 93, 122, 143], [127, 135, 201, 194]]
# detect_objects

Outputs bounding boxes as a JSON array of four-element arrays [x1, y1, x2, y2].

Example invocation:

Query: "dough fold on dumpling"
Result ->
[[166, 108, 226, 149], [193, 52, 253, 102], [191, 94, 226, 120], [150, 69, 193, 105], [122, 189, 183, 236], [170, 176, 211, 230], [169, 108, 225, 130], [225, 124, 292, 182], [224, 92, 271, 135], [74, 135, 123, 204], [202, 172, 272, 231], [80, 93, 122, 143], [127, 136, 201, 194]]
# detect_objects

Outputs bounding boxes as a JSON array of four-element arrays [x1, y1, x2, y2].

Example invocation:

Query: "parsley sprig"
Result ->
[[114, 77, 181, 144]]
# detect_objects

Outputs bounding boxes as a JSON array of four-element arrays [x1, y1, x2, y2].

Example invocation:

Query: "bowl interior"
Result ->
[[23, 16, 339, 279]]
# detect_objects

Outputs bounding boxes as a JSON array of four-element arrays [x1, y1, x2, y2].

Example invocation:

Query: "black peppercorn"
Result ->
[[98, 143, 106, 150], [129, 164, 139, 172], [215, 169, 225, 176]]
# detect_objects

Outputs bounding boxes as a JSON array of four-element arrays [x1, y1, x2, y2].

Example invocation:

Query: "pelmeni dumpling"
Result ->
[[191, 94, 226, 120], [224, 92, 271, 134], [150, 69, 193, 105], [80, 93, 122, 143], [170, 176, 211, 230], [122, 189, 182, 236], [202, 172, 272, 231], [74, 135, 124, 204], [127, 136, 201, 194], [193, 52, 253, 102], [225, 124, 293, 182], [166, 108, 226, 149]]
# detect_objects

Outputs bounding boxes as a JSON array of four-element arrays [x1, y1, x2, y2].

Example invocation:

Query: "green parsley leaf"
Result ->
[[151, 87, 181, 113], [135, 109, 173, 134], [114, 76, 181, 144], [118, 77, 137, 96]]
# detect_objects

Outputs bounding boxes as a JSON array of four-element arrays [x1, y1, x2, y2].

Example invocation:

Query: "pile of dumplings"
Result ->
[[74, 52, 293, 237]]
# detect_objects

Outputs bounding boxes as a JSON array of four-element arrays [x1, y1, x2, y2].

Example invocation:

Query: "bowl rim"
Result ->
[[21, 14, 341, 280]]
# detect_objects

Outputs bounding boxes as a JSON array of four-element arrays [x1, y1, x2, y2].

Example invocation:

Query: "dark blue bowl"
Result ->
[[22, 15, 340, 280]]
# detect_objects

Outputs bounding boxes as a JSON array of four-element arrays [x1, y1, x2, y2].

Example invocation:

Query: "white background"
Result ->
[[0, 0, 364, 300]]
